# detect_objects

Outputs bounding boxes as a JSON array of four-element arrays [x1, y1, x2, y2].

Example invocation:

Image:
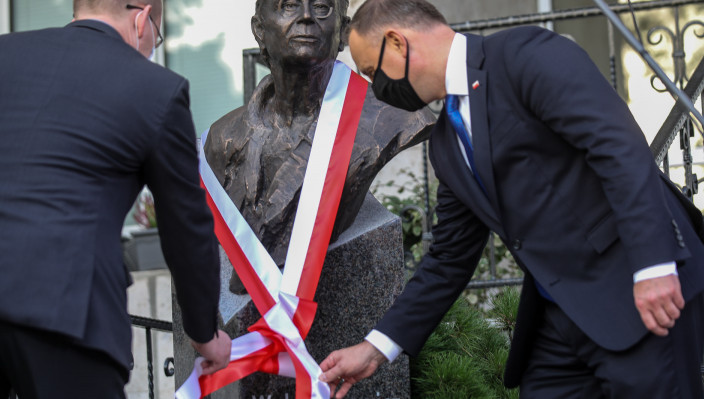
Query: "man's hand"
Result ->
[[634, 274, 684, 336], [319, 341, 387, 398], [191, 329, 231, 375]]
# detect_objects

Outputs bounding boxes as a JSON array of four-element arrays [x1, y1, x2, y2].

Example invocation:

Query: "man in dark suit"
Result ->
[[320, 0, 704, 398], [0, 1, 231, 397]]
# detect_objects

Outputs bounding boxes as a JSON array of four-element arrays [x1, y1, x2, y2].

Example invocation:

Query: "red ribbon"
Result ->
[[183, 64, 368, 399]]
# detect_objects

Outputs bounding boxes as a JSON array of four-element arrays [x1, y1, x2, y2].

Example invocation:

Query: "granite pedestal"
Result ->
[[173, 193, 410, 399]]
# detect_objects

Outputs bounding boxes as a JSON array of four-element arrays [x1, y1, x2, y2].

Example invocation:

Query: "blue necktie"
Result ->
[[447, 95, 554, 302], [446, 95, 486, 193]]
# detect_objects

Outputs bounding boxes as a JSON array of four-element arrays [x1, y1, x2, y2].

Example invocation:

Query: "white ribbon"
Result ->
[[176, 61, 358, 399]]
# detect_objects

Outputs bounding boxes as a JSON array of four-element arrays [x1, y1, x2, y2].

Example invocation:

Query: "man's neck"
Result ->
[[74, 14, 132, 46], [267, 59, 335, 126], [411, 24, 456, 101]]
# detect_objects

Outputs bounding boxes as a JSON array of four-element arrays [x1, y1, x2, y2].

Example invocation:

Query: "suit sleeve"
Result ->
[[374, 176, 489, 356], [507, 27, 689, 274], [143, 79, 219, 343]]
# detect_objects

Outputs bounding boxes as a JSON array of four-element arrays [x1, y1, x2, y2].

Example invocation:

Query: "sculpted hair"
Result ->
[[74, 0, 162, 17], [255, 0, 350, 19], [350, 0, 447, 37]]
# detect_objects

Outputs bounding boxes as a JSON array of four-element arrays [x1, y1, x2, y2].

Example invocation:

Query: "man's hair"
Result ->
[[74, 0, 162, 17], [350, 0, 447, 37], [254, 0, 350, 19]]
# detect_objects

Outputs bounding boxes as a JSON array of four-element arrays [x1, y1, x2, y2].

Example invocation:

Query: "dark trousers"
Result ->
[[520, 293, 704, 399], [0, 320, 128, 399]]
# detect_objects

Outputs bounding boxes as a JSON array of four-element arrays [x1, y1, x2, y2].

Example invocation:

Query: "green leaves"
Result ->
[[410, 290, 521, 399]]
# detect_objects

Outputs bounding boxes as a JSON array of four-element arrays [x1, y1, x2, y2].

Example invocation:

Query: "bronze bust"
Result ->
[[204, 0, 435, 285]]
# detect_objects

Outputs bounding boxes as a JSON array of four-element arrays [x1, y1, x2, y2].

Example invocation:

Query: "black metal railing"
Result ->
[[397, 0, 704, 290], [651, 52, 704, 198], [129, 315, 175, 399], [5, 316, 175, 399], [449, 0, 702, 33], [111, 3, 704, 399]]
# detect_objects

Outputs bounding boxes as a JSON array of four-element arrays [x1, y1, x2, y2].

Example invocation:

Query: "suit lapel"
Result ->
[[465, 34, 502, 220], [435, 111, 505, 237]]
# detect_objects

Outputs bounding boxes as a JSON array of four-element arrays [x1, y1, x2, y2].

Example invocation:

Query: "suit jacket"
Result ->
[[0, 20, 219, 371], [374, 26, 704, 387]]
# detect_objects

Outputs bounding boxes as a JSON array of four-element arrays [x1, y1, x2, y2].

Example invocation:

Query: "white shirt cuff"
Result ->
[[633, 262, 678, 283], [365, 329, 403, 363]]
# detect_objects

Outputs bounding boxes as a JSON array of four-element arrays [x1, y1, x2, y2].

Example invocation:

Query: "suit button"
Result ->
[[512, 239, 522, 250]]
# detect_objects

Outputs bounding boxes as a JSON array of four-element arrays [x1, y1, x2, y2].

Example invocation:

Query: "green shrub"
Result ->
[[410, 288, 521, 399]]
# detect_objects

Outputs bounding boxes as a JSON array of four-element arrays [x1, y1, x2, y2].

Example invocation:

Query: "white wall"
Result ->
[[0, 0, 10, 34], [164, 0, 258, 135]]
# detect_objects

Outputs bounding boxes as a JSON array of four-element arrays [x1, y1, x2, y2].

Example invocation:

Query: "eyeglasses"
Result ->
[[126, 4, 164, 48]]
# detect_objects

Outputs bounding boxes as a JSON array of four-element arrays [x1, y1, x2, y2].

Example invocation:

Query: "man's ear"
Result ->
[[384, 29, 407, 58], [338, 15, 351, 52], [135, 5, 152, 40], [251, 15, 265, 52], [251, 15, 270, 67]]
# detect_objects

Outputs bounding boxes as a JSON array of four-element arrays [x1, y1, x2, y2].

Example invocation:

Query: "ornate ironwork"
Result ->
[[650, 55, 704, 200], [401, 0, 704, 286], [164, 357, 176, 377], [647, 7, 704, 92], [129, 315, 174, 399], [640, 5, 704, 200], [449, 0, 703, 33]]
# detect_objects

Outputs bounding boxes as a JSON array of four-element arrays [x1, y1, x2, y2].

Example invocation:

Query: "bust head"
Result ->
[[252, 0, 350, 70]]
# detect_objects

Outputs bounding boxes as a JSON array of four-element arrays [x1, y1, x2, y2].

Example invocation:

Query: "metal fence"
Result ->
[[3, 3, 700, 399], [116, 1, 702, 398], [398, 0, 704, 290], [129, 315, 176, 399]]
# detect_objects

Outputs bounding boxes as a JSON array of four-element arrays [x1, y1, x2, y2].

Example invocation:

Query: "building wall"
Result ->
[[430, 0, 538, 23], [0, 0, 9, 34], [553, 0, 614, 93]]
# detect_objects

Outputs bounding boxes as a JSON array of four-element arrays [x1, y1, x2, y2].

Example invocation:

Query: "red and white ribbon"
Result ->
[[176, 61, 368, 399]]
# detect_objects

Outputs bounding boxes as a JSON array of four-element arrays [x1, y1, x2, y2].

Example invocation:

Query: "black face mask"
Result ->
[[372, 36, 427, 112]]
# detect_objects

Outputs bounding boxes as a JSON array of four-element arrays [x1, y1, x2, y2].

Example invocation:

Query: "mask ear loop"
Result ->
[[134, 10, 144, 51], [402, 36, 411, 78], [376, 36, 387, 72], [374, 36, 411, 80], [148, 15, 156, 60]]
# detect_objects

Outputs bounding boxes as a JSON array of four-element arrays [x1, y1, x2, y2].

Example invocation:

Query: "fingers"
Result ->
[[638, 309, 669, 336], [672, 283, 685, 309], [320, 341, 388, 398], [191, 329, 232, 375], [634, 274, 684, 336], [319, 352, 338, 374], [326, 378, 340, 397], [333, 379, 354, 399], [319, 366, 350, 399], [659, 301, 681, 325], [323, 375, 346, 399], [320, 351, 343, 384], [200, 359, 217, 375]]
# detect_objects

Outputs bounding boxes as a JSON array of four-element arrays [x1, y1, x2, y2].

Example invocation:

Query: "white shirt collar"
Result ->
[[445, 33, 469, 97]]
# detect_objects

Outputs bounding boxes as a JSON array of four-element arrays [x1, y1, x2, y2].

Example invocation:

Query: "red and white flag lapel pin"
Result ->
[[472, 80, 480, 90]]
